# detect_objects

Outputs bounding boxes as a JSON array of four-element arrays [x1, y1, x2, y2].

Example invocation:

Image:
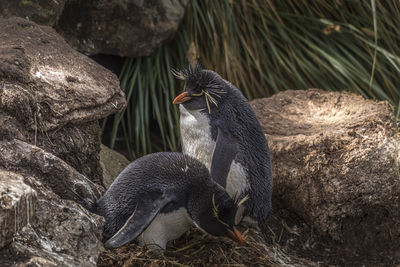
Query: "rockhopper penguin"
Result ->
[[95, 152, 243, 252], [173, 65, 272, 228]]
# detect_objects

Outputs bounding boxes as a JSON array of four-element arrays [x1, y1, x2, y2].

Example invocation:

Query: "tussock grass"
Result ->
[[104, 0, 400, 158], [102, 46, 183, 159]]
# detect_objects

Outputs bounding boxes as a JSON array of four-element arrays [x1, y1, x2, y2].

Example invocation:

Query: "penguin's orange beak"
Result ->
[[173, 92, 192, 104], [227, 227, 243, 244]]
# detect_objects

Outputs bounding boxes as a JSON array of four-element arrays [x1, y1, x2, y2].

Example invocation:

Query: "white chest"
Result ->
[[138, 207, 191, 252], [179, 105, 249, 197], [179, 105, 215, 169]]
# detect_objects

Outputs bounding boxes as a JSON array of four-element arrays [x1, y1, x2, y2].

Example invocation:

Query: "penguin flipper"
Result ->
[[210, 127, 239, 188], [105, 192, 175, 249]]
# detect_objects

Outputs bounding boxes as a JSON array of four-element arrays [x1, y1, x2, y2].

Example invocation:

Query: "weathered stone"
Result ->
[[0, 17, 126, 131], [56, 0, 189, 56], [0, 113, 27, 142], [36, 121, 104, 185], [9, 192, 104, 266], [0, 0, 67, 26], [14, 256, 58, 267], [0, 111, 103, 184], [0, 140, 105, 266], [0, 17, 126, 182], [251, 89, 400, 252], [0, 17, 124, 266], [0, 139, 103, 207], [0, 170, 36, 249], [100, 144, 130, 188]]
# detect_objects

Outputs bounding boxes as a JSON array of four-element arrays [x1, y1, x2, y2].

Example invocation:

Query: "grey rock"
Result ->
[[0, 17, 126, 182], [56, 0, 189, 56], [0, 139, 104, 206], [10, 193, 104, 266], [14, 256, 58, 267], [100, 144, 130, 189], [0, 17, 123, 265], [34, 121, 104, 185], [251, 89, 400, 253], [0, 170, 36, 249], [0, 139, 105, 266], [0, 17, 126, 131], [0, 0, 67, 26]]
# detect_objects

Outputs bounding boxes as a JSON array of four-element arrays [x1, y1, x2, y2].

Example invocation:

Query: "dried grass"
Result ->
[[98, 226, 315, 267]]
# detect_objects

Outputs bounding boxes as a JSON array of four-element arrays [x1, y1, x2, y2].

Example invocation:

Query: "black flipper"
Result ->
[[105, 192, 175, 248], [210, 127, 239, 188]]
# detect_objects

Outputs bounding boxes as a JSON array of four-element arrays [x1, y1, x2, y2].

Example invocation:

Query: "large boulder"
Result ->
[[251, 89, 400, 253], [0, 17, 126, 266], [0, 17, 125, 131], [99, 144, 130, 189], [9, 193, 103, 266], [0, 16, 126, 182], [0, 139, 105, 266], [0, 139, 104, 205], [0, 0, 189, 57], [56, 0, 189, 56], [0, 0, 67, 26]]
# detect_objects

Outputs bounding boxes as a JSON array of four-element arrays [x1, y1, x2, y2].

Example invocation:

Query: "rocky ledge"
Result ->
[[0, 17, 126, 266], [251, 89, 400, 258]]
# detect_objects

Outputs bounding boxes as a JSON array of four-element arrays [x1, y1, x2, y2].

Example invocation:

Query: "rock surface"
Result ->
[[9, 193, 103, 266], [0, 17, 125, 131], [0, 139, 104, 205], [56, 0, 189, 56], [0, 137, 105, 267], [251, 89, 400, 253], [100, 144, 130, 188], [0, 17, 126, 266], [0, 0, 67, 26], [0, 16, 126, 182], [0, 171, 36, 249]]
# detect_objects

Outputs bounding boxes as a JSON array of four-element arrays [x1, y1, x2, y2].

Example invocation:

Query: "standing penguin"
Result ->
[[95, 152, 242, 252], [173, 65, 272, 228]]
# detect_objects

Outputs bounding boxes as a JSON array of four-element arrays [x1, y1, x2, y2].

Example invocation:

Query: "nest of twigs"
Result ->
[[97, 226, 314, 267]]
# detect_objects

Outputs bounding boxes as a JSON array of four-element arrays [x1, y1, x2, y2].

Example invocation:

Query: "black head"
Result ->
[[190, 187, 243, 243], [172, 64, 227, 112]]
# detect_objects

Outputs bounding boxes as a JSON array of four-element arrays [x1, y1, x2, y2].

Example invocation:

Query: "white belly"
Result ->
[[138, 207, 191, 252], [179, 105, 249, 197]]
